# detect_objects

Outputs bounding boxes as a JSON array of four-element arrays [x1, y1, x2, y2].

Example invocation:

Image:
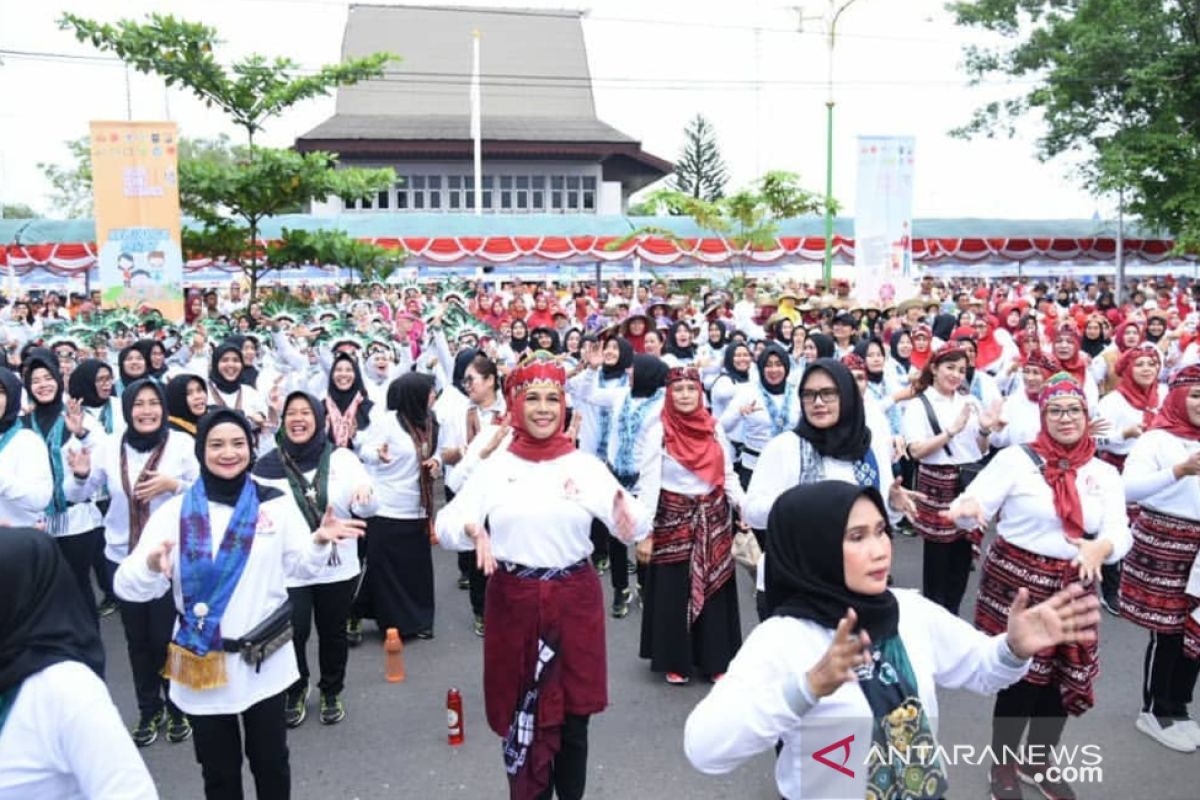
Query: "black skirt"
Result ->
[[364, 516, 435, 636], [638, 561, 742, 678]]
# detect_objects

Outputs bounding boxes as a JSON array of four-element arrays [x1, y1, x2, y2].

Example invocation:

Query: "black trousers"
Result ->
[[1142, 631, 1200, 720], [190, 691, 290, 800], [108, 559, 175, 717], [92, 509, 115, 603], [921, 538, 974, 616], [56, 528, 101, 619], [288, 578, 355, 697], [590, 519, 629, 593], [991, 679, 1068, 764], [534, 714, 590, 800], [448, 487, 488, 617]]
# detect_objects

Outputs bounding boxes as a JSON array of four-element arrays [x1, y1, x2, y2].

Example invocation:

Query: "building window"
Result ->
[[342, 171, 600, 214], [376, 189, 390, 210]]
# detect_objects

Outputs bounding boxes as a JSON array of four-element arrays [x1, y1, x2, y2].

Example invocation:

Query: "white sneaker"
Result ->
[[1136, 712, 1197, 753], [1175, 719, 1200, 748]]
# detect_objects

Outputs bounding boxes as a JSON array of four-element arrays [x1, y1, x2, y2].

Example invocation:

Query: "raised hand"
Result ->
[[133, 470, 179, 501], [887, 477, 924, 518], [739, 399, 760, 417], [943, 494, 988, 529], [949, 403, 973, 436], [806, 608, 872, 699], [466, 522, 497, 576], [1005, 583, 1101, 659], [67, 447, 91, 479], [1087, 417, 1112, 439], [64, 397, 85, 436], [146, 539, 175, 575], [314, 505, 367, 544], [980, 399, 1006, 432]]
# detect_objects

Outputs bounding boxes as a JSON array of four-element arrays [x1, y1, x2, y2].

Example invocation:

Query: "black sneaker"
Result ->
[[346, 618, 364, 647], [593, 556, 610, 575], [319, 693, 346, 725], [97, 597, 119, 618], [1018, 763, 1077, 800], [457, 575, 470, 590], [612, 588, 632, 618], [415, 629, 435, 640], [165, 709, 192, 744], [473, 614, 485, 637], [626, 560, 637, 574], [1100, 589, 1121, 616], [131, 708, 165, 748], [989, 764, 1023, 800], [285, 686, 309, 728]]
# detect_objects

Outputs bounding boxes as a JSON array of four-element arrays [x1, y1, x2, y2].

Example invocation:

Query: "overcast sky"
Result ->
[[0, 0, 1108, 220]]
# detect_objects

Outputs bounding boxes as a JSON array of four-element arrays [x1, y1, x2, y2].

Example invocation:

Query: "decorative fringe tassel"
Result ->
[[163, 643, 228, 690]]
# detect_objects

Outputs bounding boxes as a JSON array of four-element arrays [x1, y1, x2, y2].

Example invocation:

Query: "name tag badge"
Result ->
[[255, 510, 277, 535]]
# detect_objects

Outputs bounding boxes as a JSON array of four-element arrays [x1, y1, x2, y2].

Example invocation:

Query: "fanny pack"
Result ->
[[221, 601, 293, 673], [917, 393, 987, 493]]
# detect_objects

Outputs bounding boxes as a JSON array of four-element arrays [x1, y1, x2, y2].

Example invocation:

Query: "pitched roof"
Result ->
[[299, 113, 635, 143]]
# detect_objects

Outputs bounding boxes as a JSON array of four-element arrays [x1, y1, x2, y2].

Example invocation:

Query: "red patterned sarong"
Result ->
[[975, 536, 1098, 715], [1119, 507, 1200, 633], [913, 463, 983, 548], [651, 487, 734, 626]]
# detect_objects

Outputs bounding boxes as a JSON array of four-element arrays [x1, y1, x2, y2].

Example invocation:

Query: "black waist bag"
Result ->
[[221, 600, 293, 673]]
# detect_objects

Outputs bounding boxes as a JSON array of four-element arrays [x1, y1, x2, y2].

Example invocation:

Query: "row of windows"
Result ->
[[349, 174, 599, 213]]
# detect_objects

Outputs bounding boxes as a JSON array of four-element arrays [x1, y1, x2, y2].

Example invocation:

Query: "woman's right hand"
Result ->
[[947, 404, 972, 437], [806, 608, 871, 699], [146, 539, 174, 575], [739, 399, 760, 417], [1175, 450, 1200, 478], [67, 447, 91, 479], [943, 495, 987, 529], [466, 522, 497, 576]]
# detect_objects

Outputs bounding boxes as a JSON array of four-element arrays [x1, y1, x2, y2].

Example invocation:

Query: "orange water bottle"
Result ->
[[447, 688, 464, 745], [385, 628, 406, 683]]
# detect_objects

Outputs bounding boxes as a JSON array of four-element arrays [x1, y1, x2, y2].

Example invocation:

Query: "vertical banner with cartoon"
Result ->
[[90, 121, 184, 320], [853, 136, 916, 307]]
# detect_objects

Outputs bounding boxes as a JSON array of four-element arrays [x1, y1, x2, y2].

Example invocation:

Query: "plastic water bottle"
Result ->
[[447, 688, 464, 745], [384, 628, 406, 683]]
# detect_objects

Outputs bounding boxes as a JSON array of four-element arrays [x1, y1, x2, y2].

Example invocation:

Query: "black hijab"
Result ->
[[854, 338, 886, 385], [723, 342, 752, 384], [771, 318, 793, 345], [807, 332, 835, 360], [68, 358, 111, 408], [121, 379, 170, 453], [889, 329, 912, 372], [327, 352, 374, 428], [0, 367, 23, 434], [135, 338, 168, 380], [630, 354, 669, 399], [209, 341, 244, 395], [452, 348, 479, 397], [509, 321, 530, 355], [563, 327, 584, 358], [757, 343, 791, 395], [794, 359, 872, 461], [708, 320, 730, 349], [255, 392, 329, 480], [388, 372, 436, 430], [664, 320, 696, 360], [601, 337, 635, 382], [1081, 324, 1107, 358], [227, 335, 260, 387], [22, 349, 64, 433], [166, 374, 207, 434], [117, 344, 147, 386], [529, 327, 562, 354], [0, 527, 105, 693], [194, 408, 257, 505], [765, 481, 898, 640], [931, 313, 957, 343]]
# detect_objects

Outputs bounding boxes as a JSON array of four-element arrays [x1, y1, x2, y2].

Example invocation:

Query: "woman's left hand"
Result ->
[[1087, 417, 1112, 439], [64, 397, 86, 436], [886, 477, 923, 518], [635, 536, 653, 565], [1005, 583, 1100, 659], [421, 457, 442, 480], [314, 505, 367, 544], [613, 489, 638, 543], [133, 471, 179, 501], [1071, 538, 1113, 583], [350, 485, 373, 509]]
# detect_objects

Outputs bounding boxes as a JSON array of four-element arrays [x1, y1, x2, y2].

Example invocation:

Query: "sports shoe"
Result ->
[[285, 685, 309, 729], [319, 692, 346, 725], [1018, 763, 1076, 800], [346, 618, 364, 647], [988, 764, 1023, 800], [165, 708, 192, 744], [1099, 588, 1121, 616], [473, 614, 485, 637], [131, 708, 165, 748], [665, 672, 690, 685], [611, 588, 631, 618], [1135, 711, 1196, 753], [593, 555, 610, 575], [457, 575, 470, 590], [626, 560, 638, 574], [1174, 719, 1200, 748], [97, 597, 119, 618], [416, 628, 435, 640]]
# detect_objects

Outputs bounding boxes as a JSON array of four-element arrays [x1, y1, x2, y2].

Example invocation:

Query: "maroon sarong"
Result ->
[[483, 564, 606, 800], [652, 487, 734, 626], [1120, 507, 1200, 633], [975, 536, 1099, 715], [913, 463, 983, 548]]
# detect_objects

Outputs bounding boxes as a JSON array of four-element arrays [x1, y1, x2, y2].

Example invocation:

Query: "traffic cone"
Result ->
[[385, 628, 406, 682]]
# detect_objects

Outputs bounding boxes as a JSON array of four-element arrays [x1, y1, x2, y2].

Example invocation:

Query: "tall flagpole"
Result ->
[[471, 30, 483, 216]]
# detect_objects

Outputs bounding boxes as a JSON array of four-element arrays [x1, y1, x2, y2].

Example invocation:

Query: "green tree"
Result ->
[[950, 0, 1199, 247], [265, 228, 404, 289], [672, 114, 728, 203], [60, 12, 399, 298], [0, 203, 37, 219]]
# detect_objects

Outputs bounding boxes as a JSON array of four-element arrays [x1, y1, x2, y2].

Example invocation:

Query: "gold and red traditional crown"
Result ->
[[666, 366, 701, 385], [1169, 363, 1200, 391], [507, 350, 567, 399]]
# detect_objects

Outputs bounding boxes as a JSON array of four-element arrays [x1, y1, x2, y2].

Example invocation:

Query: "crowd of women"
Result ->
[[0, 271, 1198, 800]]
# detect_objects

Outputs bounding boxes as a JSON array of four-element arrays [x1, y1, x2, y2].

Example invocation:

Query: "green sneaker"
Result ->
[[131, 707, 166, 748], [611, 588, 632, 619], [165, 708, 192, 744], [285, 685, 309, 728], [346, 617, 364, 647], [319, 692, 346, 725], [473, 614, 485, 637]]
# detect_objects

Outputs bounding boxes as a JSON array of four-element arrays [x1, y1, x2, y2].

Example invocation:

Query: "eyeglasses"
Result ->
[[800, 388, 840, 405], [1045, 406, 1085, 420]]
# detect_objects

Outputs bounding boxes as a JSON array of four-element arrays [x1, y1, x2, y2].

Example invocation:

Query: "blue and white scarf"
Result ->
[[757, 382, 795, 436], [594, 372, 628, 460], [612, 388, 663, 482]]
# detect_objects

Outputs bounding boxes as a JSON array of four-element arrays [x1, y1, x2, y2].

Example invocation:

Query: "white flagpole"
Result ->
[[471, 30, 483, 216]]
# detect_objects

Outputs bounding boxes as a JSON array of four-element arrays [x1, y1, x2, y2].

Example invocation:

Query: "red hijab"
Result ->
[[505, 354, 577, 462], [661, 367, 725, 488], [1052, 327, 1088, 385], [1031, 374, 1095, 543], [909, 324, 933, 371], [974, 315, 1003, 370], [1149, 365, 1200, 442], [1114, 345, 1161, 427], [1021, 350, 1058, 401], [1111, 320, 1143, 354]]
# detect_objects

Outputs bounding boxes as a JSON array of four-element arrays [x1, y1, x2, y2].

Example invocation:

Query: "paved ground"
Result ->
[[99, 528, 1199, 799]]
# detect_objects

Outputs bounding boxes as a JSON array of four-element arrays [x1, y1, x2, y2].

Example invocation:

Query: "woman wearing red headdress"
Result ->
[[972, 314, 1015, 378], [525, 292, 557, 331], [1094, 320, 1145, 397], [908, 324, 934, 373], [636, 366, 744, 686], [1050, 326, 1100, 410], [990, 351, 1058, 450], [1120, 363, 1200, 753], [436, 352, 651, 800], [946, 372, 1129, 799]]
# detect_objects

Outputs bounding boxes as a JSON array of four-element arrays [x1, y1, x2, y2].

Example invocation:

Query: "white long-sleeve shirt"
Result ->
[[65, 431, 199, 563], [901, 387, 985, 465], [570, 369, 665, 501], [988, 391, 1041, 450], [639, 425, 745, 522], [1095, 390, 1160, 457], [957, 445, 1131, 563], [0, 661, 158, 800], [0, 428, 53, 527], [1123, 428, 1200, 520], [719, 383, 801, 468], [436, 449, 651, 569], [359, 412, 441, 519], [684, 589, 1029, 800], [114, 490, 334, 715]]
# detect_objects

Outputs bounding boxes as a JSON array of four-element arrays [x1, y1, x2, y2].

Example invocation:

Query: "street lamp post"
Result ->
[[819, 0, 860, 289]]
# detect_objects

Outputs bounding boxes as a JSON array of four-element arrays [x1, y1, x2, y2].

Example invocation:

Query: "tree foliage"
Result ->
[[671, 114, 728, 203], [0, 203, 37, 219], [265, 228, 404, 287], [951, 0, 1200, 248]]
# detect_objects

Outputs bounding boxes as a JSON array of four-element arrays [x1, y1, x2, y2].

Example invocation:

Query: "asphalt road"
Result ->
[[99, 528, 1199, 799]]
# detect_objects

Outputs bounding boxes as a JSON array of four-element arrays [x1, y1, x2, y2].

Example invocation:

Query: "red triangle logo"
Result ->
[[812, 734, 856, 778]]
